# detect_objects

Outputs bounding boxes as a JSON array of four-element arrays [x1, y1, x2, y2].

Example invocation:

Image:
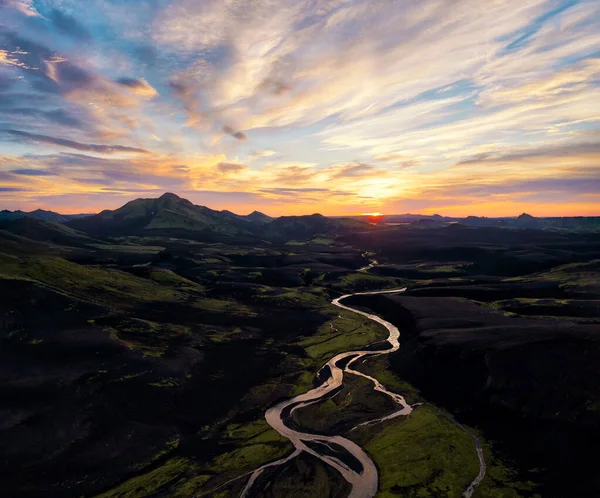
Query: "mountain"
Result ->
[[66, 193, 370, 241], [66, 192, 258, 237], [244, 210, 273, 224], [0, 209, 91, 224], [547, 216, 600, 231], [263, 213, 369, 240], [514, 212, 544, 229], [0, 218, 98, 248]]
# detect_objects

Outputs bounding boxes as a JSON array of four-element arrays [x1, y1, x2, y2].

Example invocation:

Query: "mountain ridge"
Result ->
[[64, 193, 370, 241], [0, 209, 91, 224]]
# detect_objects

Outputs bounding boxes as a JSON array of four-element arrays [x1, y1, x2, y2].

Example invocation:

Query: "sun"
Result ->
[[360, 212, 383, 216]]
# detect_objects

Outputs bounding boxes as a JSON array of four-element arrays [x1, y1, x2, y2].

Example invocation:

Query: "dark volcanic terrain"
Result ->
[[1, 194, 599, 498]]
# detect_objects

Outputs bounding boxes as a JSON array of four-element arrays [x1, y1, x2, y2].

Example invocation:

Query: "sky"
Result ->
[[0, 0, 599, 216]]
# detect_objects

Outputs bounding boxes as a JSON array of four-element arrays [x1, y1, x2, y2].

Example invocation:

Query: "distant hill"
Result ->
[[263, 213, 369, 241], [546, 216, 600, 231], [65, 193, 369, 241], [514, 212, 544, 229], [379, 213, 599, 231], [8, 195, 597, 242], [244, 211, 273, 224], [0, 218, 98, 247], [0, 209, 91, 224], [66, 192, 260, 237]]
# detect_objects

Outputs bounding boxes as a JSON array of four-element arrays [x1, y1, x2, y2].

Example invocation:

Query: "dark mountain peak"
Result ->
[[156, 192, 195, 209], [0, 208, 75, 224], [515, 212, 543, 229], [245, 210, 272, 224], [518, 212, 537, 220], [68, 193, 253, 237], [29, 209, 58, 215]]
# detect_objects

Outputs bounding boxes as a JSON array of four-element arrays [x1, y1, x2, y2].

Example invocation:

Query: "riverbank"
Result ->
[[346, 292, 600, 497]]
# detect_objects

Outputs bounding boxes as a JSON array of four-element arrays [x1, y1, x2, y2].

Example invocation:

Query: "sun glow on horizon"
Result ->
[[0, 0, 598, 216]]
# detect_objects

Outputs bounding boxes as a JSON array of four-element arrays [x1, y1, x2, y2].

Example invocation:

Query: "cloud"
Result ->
[[0, 29, 161, 144], [72, 177, 113, 185], [0, 74, 13, 92], [2, 0, 41, 17], [0, 105, 83, 127], [260, 187, 330, 195], [251, 149, 276, 158], [11, 168, 56, 176], [6, 130, 150, 154], [0, 187, 27, 192], [217, 162, 245, 173], [331, 162, 375, 179], [116, 78, 158, 97], [151, 0, 550, 131], [222, 125, 247, 141], [49, 9, 92, 42], [1, 0, 599, 217], [455, 142, 600, 166]]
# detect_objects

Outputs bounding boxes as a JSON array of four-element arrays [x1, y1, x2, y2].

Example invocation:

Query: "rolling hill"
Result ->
[[263, 213, 369, 241], [0, 209, 90, 223], [66, 193, 259, 237], [66, 193, 369, 241]]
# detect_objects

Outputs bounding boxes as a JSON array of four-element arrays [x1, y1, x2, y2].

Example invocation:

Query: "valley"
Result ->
[[0, 194, 599, 498]]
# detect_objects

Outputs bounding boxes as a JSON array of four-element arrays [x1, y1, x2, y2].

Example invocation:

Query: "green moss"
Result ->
[[150, 438, 180, 463], [0, 254, 250, 324], [360, 356, 420, 404], [418, 264, 463, 273], [224, 419, 287, 445], [111, 371, 149, 383], [95, 458, 194, 498], [88, 244, 165, 254], [290, 371, 318, 396], [148, 269, 204, 291], [102, 319, 190, 357], [295, 312, 387, 363], [170, 475, 212, 497], [191, 298, 256, 316], [258, 288, 329, 308], [0, 254, 183, 307], [213, 442, 287, 474], [358, 405, 479, 497], [335, 272, 402, 292], [149, 378, 180, 388], [503, 260, 600, 296]]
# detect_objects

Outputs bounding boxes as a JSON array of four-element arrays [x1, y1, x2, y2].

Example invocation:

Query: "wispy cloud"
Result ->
[[5, 130, 149, 154], [11, 168, 56, 176], [115, 78, 158, 97], [0, 0, 598, 215]]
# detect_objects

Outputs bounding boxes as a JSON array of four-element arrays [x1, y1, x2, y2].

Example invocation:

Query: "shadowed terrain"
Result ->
[[1, 195, 599, 497]]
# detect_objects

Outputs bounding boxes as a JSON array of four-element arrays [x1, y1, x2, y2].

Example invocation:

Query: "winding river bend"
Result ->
[[239, 287, 485, 497]]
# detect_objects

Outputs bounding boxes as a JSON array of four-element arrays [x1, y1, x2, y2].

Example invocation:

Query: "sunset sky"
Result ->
[[0, 0, 599, 216]]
